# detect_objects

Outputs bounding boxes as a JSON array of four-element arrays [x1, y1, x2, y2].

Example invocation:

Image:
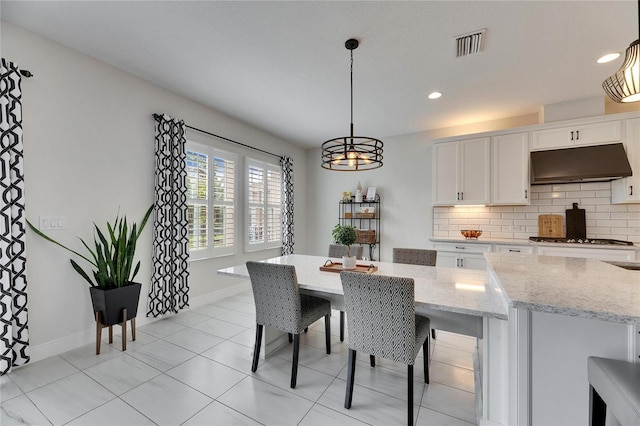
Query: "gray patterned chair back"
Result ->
[[392, 248, 437, 266], [246, 261, 303, 334], [340, 271, 418, 365], [328, 244, 364, 260]]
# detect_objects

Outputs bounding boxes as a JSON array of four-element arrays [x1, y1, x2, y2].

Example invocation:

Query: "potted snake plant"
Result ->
[[332, 224, 358, 270], [27, 205, 153, 327]]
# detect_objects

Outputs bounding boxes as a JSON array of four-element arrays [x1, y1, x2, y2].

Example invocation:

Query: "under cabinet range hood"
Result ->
[[530, 143, 632, 185]]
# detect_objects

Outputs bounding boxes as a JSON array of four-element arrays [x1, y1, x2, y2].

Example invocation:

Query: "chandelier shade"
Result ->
[[321, 39, 383, 171], [602, 0, 640, 103]]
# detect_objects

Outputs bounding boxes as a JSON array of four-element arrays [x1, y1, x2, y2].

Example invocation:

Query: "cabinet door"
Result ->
[[459, 137, 490, 204], [531, 120, 621, 150], [433, 142, 459, 205], [460, 254, 487, 270], [436, 251, 459, 268], [612, 117, 640, 203], [492, 133, 530, 205]]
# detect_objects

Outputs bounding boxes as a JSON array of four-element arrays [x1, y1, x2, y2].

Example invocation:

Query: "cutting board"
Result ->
[[566, 203, 586, 239], [538, 214, 564, 237]]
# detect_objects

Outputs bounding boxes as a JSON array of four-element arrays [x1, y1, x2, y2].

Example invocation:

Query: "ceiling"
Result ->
[[1, 1, 637, 148]]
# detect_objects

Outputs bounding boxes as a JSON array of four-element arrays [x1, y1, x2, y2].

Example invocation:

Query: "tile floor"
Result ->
[[1, 290, 478, 425]]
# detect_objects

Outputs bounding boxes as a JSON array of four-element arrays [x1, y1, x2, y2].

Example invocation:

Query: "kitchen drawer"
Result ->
[[433, 242, 492, 254], [495, 244, 534, 255], [536, 246, 636, 261]]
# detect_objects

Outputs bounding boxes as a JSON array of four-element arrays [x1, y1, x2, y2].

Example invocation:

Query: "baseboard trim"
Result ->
[[27, 281, 252, 364]]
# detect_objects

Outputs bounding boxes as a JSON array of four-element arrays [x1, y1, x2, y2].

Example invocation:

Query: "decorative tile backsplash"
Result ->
[[433, 182, 640, 243]]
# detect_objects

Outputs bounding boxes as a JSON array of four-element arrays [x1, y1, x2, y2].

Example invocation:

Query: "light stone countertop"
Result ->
[[218, 254, 509, 320], [431, 237, 640, 251], [485, 252, 640, 324]]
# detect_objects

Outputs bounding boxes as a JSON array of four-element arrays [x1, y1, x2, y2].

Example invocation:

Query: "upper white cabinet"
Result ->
[[433, 137, 490, 205], [530, 119, 621, 151], [492, 132, 530, 205], [612, 117, 640, 204]]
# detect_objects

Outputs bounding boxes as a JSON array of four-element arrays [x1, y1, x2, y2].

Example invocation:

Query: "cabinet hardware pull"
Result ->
[[524, 189, 528, 199], [460, 258, 464, 268], [576, 130, 579, 140], [456, 258, 460, 267], [570, 131, 574, 141], [631, 186, 634, 196], [460, 192, 463, 200], [509, 249, 521, 252], [455, 246, 465, 250]]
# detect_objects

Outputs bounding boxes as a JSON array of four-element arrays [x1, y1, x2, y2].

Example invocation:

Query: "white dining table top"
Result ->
[[217, 254, 508, 320]]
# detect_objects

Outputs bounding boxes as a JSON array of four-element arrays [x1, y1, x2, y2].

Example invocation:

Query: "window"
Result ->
[[186, 141, 237, 259], [246, 158, 282, 251]]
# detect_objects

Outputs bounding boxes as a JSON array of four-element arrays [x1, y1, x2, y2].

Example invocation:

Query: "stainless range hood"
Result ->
[[530, 143, 632, 185]]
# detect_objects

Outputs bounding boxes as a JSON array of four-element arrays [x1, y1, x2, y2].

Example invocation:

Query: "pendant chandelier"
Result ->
[[321, 39, 383, 171], [602, 0, 640, 103]]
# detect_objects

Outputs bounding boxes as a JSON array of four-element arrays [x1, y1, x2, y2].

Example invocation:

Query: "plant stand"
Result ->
[[95, 308, 136, 355]]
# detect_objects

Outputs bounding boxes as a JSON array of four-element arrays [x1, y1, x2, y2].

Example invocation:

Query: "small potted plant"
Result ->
[[27, 205, 153, 349], [332, 224, 358, 270]]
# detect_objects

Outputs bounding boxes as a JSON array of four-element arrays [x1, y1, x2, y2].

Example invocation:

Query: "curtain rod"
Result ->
[[185, 124, 281, 159]]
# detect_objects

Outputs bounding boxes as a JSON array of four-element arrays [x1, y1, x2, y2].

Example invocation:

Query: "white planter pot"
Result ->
[[342, 255, 357, 270]]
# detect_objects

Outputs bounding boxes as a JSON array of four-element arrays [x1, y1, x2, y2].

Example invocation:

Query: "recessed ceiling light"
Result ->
[[428, 91, 442, 99], [597, 52, 621, 64]]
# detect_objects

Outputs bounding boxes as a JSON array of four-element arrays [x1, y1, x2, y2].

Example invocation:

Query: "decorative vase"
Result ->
[[342, 255, 357, 270], [89, 282, 141, 327]]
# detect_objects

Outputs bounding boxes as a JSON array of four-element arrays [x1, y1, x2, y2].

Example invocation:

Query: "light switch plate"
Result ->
[[39, 216, 65, 230]]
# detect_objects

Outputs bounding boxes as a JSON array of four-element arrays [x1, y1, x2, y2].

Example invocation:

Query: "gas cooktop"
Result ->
[[528, 237, 635, 246]]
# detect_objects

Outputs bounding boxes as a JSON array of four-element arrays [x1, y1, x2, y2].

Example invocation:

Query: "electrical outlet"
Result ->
[[39, 216, 65, 230]]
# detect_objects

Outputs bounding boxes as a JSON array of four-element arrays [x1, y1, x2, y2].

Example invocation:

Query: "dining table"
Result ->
[[217, 254, 508, 340]]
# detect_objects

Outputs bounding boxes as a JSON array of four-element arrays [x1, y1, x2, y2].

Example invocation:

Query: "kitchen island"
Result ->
[[484, 252, 640, 426]]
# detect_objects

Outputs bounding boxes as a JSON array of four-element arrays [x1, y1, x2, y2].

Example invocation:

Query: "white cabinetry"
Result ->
[[433, 137, 490, 206], [494, 244, 534, 255], [531, 119, 621, 151], [433, 242, 491, 270], [491, 132, 529, 205], [536, 245, 636, 261], [612, 117, 640, 204]]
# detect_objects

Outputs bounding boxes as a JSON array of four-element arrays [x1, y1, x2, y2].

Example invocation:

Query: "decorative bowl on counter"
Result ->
[[461, 229, 482, 239]]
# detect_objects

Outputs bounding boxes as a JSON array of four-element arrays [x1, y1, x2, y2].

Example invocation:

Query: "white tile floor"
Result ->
[[1, 291, 478, 425]]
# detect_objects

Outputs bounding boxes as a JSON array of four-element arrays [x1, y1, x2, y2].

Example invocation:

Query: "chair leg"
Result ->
[[345, 349, 357, 409], [251, 324, 263, 372], [589, 385, 606, 426], [324, 314, 331, 354], [370, 354, 376, 367], [431, 328, 436, 340], [423, 337, 430, 384], [340, 311, 345, 342], [291, 334, 300, 388], [288, 333, 293, 343], [304, 327, 308, 333], [408, 364, 414, 426]]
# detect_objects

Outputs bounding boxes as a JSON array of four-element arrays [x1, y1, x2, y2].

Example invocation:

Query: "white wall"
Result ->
[[2, 22, 307, 361], [305, 132, 434, 261]]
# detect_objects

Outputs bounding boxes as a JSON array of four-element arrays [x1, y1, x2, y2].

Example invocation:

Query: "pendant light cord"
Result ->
[[350, 48, 354, 139]]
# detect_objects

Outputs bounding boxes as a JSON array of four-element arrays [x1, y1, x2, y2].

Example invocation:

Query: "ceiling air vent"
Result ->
[[455, 29, 486, 57]]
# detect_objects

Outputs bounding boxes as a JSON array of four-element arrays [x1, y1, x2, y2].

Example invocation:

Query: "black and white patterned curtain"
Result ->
[[148, 113, 190, 317], [0, 59, 30, 375], [280, 156, 294, 255]]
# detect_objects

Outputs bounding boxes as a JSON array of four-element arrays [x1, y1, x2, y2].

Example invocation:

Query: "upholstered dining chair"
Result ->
[[328, 244, 363, 342], [340, 271, 430, 426], [393, 247, 438, 340], [328, 243, 364, 260], [246, 261, 332, 389], [392, 247, 437, 266]]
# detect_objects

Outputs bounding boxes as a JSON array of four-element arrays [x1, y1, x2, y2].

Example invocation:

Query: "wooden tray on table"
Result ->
[[320, 260, 378, 274]]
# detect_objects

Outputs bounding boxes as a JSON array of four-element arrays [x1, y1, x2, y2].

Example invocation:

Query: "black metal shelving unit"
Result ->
[[338, 193, 381, 261]]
